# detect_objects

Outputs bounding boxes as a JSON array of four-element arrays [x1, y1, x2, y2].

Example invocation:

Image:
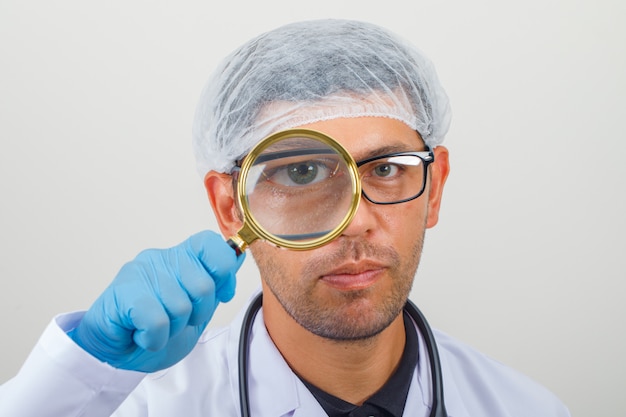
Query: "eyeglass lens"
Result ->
[[358, 154, 428, 204]]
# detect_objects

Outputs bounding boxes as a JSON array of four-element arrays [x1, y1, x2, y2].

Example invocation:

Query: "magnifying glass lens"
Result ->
[[244, 136, 355, 245]]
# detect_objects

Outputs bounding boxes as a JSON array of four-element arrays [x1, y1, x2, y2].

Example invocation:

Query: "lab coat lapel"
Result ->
[[403, 320, 471, 417], [404, 316, 438, 417], [227, 298, 326, 417]]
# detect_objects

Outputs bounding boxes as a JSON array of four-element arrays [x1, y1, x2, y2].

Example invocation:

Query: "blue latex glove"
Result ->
[[69, 230, 245, 372]]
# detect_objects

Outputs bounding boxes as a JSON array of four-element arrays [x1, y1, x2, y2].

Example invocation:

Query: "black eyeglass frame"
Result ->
[[232, 147, 435, 206], [355, 148, 435, 205]]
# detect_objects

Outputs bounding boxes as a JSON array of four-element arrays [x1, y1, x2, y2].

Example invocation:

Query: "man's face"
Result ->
[[206, 116, 449, 341]]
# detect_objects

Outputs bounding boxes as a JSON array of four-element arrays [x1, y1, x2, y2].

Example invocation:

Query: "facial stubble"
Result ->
[[253, 228, 426, 343]]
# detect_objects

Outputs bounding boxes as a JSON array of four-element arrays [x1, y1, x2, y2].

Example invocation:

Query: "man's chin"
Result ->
[[295, 299, 400, 341]]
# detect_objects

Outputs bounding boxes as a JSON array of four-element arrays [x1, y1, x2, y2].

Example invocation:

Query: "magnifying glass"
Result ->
[[227, 129, 361, 254]]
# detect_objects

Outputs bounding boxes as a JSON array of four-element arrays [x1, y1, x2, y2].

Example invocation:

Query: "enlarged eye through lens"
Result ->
[[231, 128, 361, 252], [258, 156, 340, 189], [288, 162, 318, 184], [246, 149, 354, 241]]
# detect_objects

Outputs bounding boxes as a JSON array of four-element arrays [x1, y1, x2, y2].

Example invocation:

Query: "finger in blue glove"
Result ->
[[69, 230, 245, 372]]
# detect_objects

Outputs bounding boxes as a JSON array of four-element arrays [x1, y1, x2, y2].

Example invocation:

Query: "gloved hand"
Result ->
[[68, 230, 245, 372]]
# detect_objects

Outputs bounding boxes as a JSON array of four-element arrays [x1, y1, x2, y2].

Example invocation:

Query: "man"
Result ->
[[0, 19, 570, 416]]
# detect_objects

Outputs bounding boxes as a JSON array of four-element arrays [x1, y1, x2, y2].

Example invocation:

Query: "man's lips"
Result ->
[[319, 263, 386, 291]]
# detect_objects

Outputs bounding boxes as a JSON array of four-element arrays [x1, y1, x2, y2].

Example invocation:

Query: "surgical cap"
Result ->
[[192, 19, 451, 175]]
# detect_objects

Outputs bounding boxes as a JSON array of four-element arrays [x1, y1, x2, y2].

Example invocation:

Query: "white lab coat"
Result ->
[[0, 294, 570, 417]]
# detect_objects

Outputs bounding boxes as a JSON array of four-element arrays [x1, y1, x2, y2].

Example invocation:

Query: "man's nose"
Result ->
[[339, 194, 378, 239]]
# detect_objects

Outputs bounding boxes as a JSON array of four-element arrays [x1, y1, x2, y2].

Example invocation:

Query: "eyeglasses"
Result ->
[[234, 148, 434, 206], [227, 129, 435, 253]]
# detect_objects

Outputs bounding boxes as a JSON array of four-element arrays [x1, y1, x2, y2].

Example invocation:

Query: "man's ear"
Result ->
[[426, 146, 450, 229], [204, 171, 243, 238]]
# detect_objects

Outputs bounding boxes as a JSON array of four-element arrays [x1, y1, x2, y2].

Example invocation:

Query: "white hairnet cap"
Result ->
[[192, 19, 451, 175]]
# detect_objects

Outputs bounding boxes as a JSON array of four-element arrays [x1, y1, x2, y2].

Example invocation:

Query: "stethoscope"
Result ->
[[237, 292, 448, 417]]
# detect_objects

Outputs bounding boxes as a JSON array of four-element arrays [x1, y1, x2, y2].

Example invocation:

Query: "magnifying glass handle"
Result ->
[[227, 224, 258, 256], [227, 236, 247, 256]]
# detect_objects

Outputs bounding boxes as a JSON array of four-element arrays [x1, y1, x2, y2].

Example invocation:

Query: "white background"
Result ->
[[1, 1, 624, 415]]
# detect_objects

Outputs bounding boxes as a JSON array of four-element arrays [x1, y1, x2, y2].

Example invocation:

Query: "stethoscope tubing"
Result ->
[[238, 293, 447, 417], [238, 293, 263, 417]]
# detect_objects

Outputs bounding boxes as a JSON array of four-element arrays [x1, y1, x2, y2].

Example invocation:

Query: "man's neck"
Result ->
[[261, 291, 407, 405]]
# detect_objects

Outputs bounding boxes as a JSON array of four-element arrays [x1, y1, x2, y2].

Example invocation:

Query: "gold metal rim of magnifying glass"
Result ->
[[232, 128, 362, 252]]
